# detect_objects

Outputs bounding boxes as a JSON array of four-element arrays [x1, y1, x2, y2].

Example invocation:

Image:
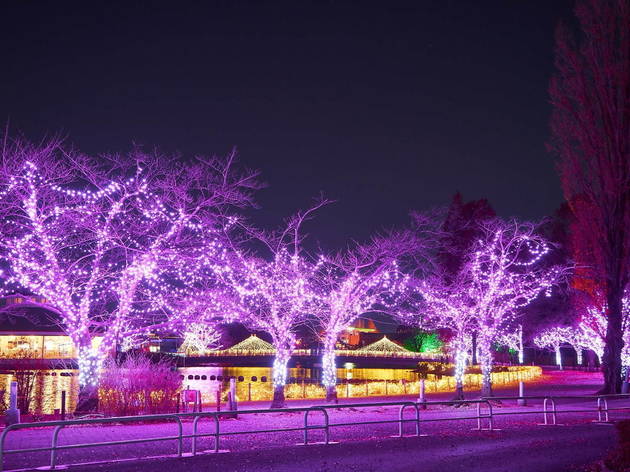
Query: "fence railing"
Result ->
[[2, 394, 629, 471]]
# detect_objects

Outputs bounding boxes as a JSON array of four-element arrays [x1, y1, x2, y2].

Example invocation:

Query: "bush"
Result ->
[[99, 354, 181, 416]]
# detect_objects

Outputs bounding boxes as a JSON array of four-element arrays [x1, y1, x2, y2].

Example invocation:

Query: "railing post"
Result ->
[[214, 413, 221, 453], [304, 407, 330, 445], [397, 405, 405, 437], [192, 416, 200, 456], [476, 402, 482, 430], [487, 402, 494, 431], [51, 425, 64, 469], [596, 397, 610, 423], [322, 408, 330, 445], [176, 417, 183, 457], [0, 425, 16, 472], [413, 403, 420, 437]]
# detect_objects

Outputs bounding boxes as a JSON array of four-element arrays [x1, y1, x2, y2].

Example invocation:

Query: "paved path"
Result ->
[[54, 423, 617, 472], [2, 370, 627, 471]]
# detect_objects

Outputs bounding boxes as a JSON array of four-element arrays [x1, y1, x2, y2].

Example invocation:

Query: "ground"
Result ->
[[3, 370, 628, 472]]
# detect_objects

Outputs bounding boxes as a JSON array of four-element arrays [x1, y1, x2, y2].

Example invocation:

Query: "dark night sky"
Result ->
[[1, 1, 575, 250]]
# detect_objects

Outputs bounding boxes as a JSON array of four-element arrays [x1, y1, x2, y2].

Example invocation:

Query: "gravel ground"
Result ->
[[3, 370, 628, 472]]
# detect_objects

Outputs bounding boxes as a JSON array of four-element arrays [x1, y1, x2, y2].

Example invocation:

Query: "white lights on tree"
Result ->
[[0, 141, 258, 412], [315, 234, 411, 402], [534, 326, 574, 370]]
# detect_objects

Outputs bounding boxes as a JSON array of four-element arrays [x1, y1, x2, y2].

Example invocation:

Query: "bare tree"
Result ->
[[0, 138, 259, 411], [549, 0, 630, 393], [215, 199, 329, 408], [315, 233, 413, 402], [419, 219, 567, 398]]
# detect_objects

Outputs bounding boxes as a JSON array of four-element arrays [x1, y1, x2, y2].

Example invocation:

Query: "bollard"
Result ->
[[418, 379, 426, 410], [517, 381, 526, 406], [61, 390, 66, 420], [6, 381, 20, 425], [229, 378, 238, 414]]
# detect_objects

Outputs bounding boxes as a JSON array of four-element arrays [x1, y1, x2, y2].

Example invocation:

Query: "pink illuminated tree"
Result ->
[[467, 221, 567, 396], [417, 275, 478, 400], [315, 234, 412, 402], [0, 139, 259, 411], [577, 296, 630, 373], [214, 200, 329, 408], [534, 326, 574, 369], [419, 220, 566, 397]]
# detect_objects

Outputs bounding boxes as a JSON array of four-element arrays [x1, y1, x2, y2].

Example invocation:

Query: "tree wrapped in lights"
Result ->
[[315, 234, 412, 402], [496, 325, 524, 364], [421, 220, 566, 397], [0, 140, 258, 411], [466, 221, 566, 396], [417, 275, 477, 400], [578, 296, 630, 372], [562, 326, 588, 366], [215, 201, 328, 408], [534, 326, 574, 369], [179, 322, 221, 355]]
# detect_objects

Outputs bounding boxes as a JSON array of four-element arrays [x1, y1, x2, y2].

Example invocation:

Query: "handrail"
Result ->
[[303, 407, 330, 445], [2, 394, 630, 471], [397, 402, 420, 437], [0, 414, 183, 471], [475, 400, 494, 431]]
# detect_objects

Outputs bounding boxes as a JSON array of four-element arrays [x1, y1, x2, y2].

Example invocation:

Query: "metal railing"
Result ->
[[2, 394, 629, 471], [481, 393, 630, 426]]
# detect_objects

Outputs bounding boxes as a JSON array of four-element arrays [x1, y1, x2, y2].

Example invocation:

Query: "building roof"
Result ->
[[0, 295, 64, 333], [355, 335, 411, 353], [225, 334, 275, 352]]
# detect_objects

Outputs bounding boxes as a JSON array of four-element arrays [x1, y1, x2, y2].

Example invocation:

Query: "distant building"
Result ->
[[338, 318, 379, 348], [0, 295, 101, 360]]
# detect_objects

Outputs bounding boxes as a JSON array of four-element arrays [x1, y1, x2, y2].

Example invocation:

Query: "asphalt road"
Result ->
[[50, 423, 617, 472]]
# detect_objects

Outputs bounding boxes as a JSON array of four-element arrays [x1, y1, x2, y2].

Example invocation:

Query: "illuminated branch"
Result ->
[[0, 140, 259, 411]]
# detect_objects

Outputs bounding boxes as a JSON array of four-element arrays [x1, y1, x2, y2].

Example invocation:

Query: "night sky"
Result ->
[[1, 1, 575, 250]]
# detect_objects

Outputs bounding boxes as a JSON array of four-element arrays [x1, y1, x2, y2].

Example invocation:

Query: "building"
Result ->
[[0, 295, 101, 361], [338, 318, 379, 348]]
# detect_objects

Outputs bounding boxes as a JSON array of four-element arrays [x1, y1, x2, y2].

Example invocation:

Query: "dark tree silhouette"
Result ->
[[549, 0, 630, 393], [439, 192, 496, 363]]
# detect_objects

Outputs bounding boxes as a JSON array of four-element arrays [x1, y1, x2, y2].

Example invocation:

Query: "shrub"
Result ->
[[99, 354, 181, 416]]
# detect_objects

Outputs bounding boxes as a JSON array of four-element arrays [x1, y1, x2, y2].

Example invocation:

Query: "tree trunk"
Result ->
[[471, 331, 478, 365], [76, 384, 99, 413], [321, 341, 338, 403], [518, 325, 524, 364], [75, 346, 103, 413], [600, 284, 625, 394], [453, 348, 466, 401], [479, 335, 493, 397], [270, 348, 291, 408], [555, 346, 563, 370], [271, 384, 285, 409]]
